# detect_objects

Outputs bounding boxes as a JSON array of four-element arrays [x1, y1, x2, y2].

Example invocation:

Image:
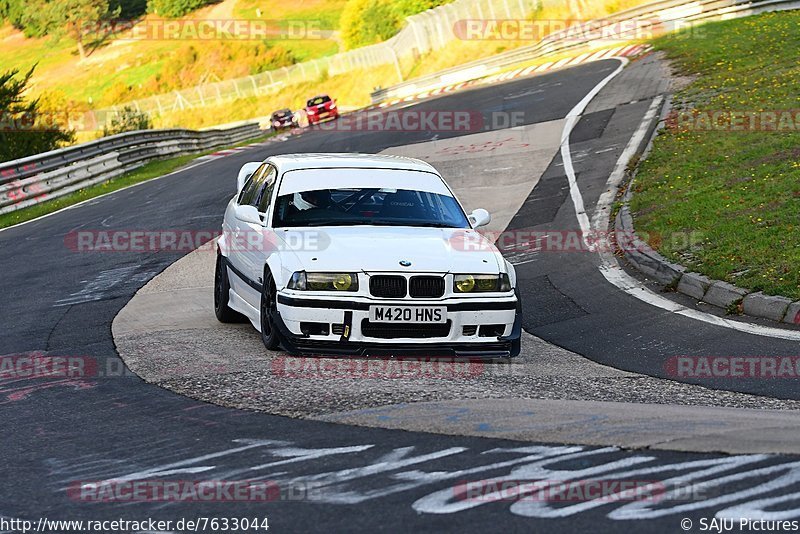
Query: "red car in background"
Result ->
[[305, 94, 339, 125]]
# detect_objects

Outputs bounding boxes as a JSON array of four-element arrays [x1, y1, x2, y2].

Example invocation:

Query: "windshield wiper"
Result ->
[[292, 220, 378, 227], [368, 220, 460, 228], [287, 220, 462, 228], [411, 222, 460, 228]]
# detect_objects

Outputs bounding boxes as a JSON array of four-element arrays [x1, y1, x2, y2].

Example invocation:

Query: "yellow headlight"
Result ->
[[454, 274, 506, 293], [455, 275, 475, 292], [476, 277, 497, 291], [308, 280, 329, 291], [333, 274, 353, 291], [304, 272, 359, 292]]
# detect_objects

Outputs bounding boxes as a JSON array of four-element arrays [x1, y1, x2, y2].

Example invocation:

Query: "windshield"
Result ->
[[307, 96, 330, 106], [272, 187, 470, 228], [272, 110, 291, 119]]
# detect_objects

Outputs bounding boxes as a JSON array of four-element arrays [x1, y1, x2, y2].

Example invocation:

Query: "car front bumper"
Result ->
[[273, 291, 522, 359]]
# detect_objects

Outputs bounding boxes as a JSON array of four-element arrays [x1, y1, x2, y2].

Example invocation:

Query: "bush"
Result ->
[[249, 44, 297, 74], [101, 41, 297, 104], [341, 0, 399, 49], [110, 0, 147, 18], [0, 0, 26, 29], [103, 105, 152, 136], [0, 68, 74, 163], [392, 0, 450, 18], [14, 0, 50, 38], [146, 0, 216, 18], [340, 0, 451, 49]]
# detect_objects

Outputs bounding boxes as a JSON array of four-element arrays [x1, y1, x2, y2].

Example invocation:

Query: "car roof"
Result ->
[[266, 153, 438, 174]]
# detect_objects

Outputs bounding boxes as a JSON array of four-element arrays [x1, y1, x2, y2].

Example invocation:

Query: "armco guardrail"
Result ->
[[0, 122, 261, 215], [371, 0, 799, 103]]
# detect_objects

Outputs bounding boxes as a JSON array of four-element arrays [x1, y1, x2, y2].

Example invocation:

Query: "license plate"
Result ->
[[369, 306, 446, 323]]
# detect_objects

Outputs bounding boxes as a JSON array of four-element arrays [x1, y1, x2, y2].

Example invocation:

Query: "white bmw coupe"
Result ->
[[215, 153, 521, 358]]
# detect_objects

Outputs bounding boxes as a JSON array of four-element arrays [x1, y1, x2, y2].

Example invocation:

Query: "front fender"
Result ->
[[265, 230, 313, 290], [505, 260, 518, 289], [217, 233, 229, 257], [217, 197, 238, 258], [265, 253, 287, 290]]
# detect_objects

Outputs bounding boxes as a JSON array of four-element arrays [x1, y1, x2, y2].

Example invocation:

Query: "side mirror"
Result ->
[[237, 162, 262, 193], [235, 205, 262, 225], [468, 208, 491, 228]]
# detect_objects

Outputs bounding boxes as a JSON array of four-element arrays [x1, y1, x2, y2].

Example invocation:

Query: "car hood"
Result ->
[[277, 226, 502, 274]]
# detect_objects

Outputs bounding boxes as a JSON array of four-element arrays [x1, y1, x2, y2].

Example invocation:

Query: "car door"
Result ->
[[237, 164, 279, 308], [228, 163, 268, 307]]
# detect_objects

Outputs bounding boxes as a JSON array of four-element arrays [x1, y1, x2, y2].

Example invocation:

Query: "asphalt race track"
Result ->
[[2, 56, 799, 532]]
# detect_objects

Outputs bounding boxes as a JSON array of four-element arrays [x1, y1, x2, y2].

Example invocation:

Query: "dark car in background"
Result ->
[[270, 108, 297, 131], [305, 95, 339, 125]]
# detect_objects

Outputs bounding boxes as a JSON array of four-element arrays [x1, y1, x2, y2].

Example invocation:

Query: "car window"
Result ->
[[272, 187, 470, 228], [237, 164, 267, 206], [237, 177, 255, 205], [256, 166, 278, 213], [307, 96, 330, 106]]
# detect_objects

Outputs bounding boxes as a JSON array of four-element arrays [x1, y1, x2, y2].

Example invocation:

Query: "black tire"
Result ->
[[260, 268, 281, 350], [214, 252, 246, 323]]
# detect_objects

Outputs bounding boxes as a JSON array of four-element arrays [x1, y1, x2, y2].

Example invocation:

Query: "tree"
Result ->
[[0, 67, 74, 163], [24, 0, 119, 59]]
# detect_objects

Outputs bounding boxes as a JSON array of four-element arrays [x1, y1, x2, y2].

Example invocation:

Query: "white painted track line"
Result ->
[[563, 62, 800, 342], [559, 57, 629, 250]]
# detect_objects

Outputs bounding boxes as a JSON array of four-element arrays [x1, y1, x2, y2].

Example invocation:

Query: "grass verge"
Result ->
[[630, 11, 800, 300], [0, 132, 272, 229]]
